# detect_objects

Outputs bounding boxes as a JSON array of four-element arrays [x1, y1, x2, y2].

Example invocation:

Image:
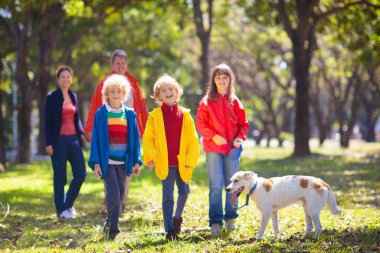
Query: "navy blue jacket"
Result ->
[[44, 87, 84, 147], [88, 105, 142, 178]]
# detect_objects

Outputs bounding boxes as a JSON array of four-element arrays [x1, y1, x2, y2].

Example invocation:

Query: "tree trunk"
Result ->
[[193, 0, 213, 93], [37, 3, 65, 155], [292, 41, 311, 156], [200, 38, 210, 91], [277, 0, 318, 157], [341, 76, 362, 148], [37, 27, 54, 155], [0, 62, 6, 169], [16, 38, 33, 163]]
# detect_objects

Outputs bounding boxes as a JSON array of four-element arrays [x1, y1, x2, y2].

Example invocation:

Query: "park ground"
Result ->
[[0, 140, 379, 252]]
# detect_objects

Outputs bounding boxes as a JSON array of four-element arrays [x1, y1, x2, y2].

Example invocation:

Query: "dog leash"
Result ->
[[232, 181, 258, 209]]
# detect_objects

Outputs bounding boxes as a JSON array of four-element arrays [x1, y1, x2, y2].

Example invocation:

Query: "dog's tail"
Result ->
[[327, 189, 342, 215]]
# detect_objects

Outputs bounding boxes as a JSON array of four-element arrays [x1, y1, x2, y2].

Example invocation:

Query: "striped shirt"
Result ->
[[105, 103, 128, 164]]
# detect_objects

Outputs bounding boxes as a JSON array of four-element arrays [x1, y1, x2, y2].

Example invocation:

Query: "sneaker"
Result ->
[[68, 207, 77, 217], [224, 219, 235, 232], [173, 217, 183, 233], [210, 223, 221, 236], [107, 230, 119, 240], [166, 230, 178, 240], [59, 209, 73, 219]]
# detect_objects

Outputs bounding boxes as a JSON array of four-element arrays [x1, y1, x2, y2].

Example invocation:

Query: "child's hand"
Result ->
[[233, 138, 243, 148], [132, 164, 141, 176], [94, 165, 102, 179], [147, 161, 155, 171], [212, 134, 227, 145]]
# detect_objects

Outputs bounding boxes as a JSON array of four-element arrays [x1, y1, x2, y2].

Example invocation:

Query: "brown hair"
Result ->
[[206, 63, 236, 102], [56, 65, 73, 79]]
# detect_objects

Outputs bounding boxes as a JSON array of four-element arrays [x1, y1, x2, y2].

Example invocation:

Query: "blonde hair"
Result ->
[[101, 74, 131, 104], [206, 63, 236, 102], [152, 74, 183, 106]]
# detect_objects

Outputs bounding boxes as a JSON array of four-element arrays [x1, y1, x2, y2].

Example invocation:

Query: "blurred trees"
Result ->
[[0, 0, 379, 165]]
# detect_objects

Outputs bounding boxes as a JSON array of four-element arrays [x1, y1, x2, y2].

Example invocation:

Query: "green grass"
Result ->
[[1, 141, 379, 252]]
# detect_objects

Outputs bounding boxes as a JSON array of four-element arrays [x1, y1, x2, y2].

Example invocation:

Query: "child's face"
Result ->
[[107, 85, 125, 108], [159, 83, 177, 106], [214, 74, 230, 95]]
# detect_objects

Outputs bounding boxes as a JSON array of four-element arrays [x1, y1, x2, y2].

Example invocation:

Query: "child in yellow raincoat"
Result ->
[[142, 74, 200, 240]]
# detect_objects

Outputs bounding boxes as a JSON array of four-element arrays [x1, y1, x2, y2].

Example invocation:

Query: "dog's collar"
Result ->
[[248, 181, 258, 195], [233, 181, 258, 209]]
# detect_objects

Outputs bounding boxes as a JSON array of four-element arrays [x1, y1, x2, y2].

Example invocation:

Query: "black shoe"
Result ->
[[103, 227, 120, 240], [166, 230, 178, 240], [107, 229, 119, 240], [173, 217, 183, 234]]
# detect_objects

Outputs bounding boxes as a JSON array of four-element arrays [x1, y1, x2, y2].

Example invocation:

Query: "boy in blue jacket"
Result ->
[[88, 74, 142, 240]]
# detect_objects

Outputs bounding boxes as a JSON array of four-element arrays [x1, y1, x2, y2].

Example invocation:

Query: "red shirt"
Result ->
[[60, 102, 77, 135], [162, 103, 183, 166], [196, 94, 249, 154]]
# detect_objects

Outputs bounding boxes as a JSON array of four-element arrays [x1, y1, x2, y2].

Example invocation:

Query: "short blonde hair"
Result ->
[[152, 74, 183, 106], [101, 74, 131, 104]]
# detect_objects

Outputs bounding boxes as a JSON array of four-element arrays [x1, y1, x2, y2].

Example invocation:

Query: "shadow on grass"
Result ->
[[119, 226, 380, 251]]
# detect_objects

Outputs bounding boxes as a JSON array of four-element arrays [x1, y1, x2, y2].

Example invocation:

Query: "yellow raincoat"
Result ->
[[142, 106, 200, 183]]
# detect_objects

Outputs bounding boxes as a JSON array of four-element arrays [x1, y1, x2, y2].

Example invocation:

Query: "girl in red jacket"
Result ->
[[196, 63, 249, 236]]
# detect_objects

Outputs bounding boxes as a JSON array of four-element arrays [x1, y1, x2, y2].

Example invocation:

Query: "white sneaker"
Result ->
[[59, 209, 73, 219], [68, 207, 77, 217], [224, 219, 235, 232], [211, 223, 221, 236]]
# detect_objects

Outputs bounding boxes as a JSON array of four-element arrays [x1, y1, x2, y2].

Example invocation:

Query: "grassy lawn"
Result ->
[[0, 140, 379, 252]]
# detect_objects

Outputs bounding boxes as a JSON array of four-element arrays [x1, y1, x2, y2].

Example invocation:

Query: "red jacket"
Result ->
[[84, 70, 148, 137], [196, 94, 249, 154]]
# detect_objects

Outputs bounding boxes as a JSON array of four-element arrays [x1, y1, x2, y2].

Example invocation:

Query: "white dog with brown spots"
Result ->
[[226, 171, 342, 240]]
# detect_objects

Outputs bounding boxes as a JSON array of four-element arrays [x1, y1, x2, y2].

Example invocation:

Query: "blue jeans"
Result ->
[[51, 135, 86, 215], [162, 167, 190, 232], [206, 151, 240, 227], [104, 164, 127, 232]]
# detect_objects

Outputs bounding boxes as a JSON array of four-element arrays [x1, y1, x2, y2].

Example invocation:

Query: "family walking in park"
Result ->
[[44, 49, 249, 240]]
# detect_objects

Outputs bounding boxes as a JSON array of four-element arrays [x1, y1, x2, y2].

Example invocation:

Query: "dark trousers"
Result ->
[[162, 167, 190, 232], [104, 164, 127, 232], [51, 135, 86, 215]]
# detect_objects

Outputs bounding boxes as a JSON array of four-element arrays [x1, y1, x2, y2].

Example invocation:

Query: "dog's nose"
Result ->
[[225, 186, 231, 192]]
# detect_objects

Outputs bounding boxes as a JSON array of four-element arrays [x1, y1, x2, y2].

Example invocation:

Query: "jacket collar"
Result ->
[[161, 102, 178, 113], [105, 103, 125, 113]]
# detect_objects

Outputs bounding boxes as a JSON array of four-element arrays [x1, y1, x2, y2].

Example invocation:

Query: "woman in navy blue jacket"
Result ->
[[44, 65, 86, 219]]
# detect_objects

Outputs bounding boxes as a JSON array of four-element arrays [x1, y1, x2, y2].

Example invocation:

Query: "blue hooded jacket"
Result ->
[[88, 105, 142, 178]]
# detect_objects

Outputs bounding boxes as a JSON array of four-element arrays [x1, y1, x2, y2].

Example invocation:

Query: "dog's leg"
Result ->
[[271, 210, 280, 239], [257, 211, 271, 240], [302, 200, 313, 237], [310, 211, 322, 238]]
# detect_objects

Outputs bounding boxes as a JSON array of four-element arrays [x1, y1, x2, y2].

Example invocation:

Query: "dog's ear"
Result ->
[[245, 171, 257, 178]]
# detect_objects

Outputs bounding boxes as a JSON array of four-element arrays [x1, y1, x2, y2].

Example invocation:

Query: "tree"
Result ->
[[193, 0, 213, 93], [241, 0, 379, 156]]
